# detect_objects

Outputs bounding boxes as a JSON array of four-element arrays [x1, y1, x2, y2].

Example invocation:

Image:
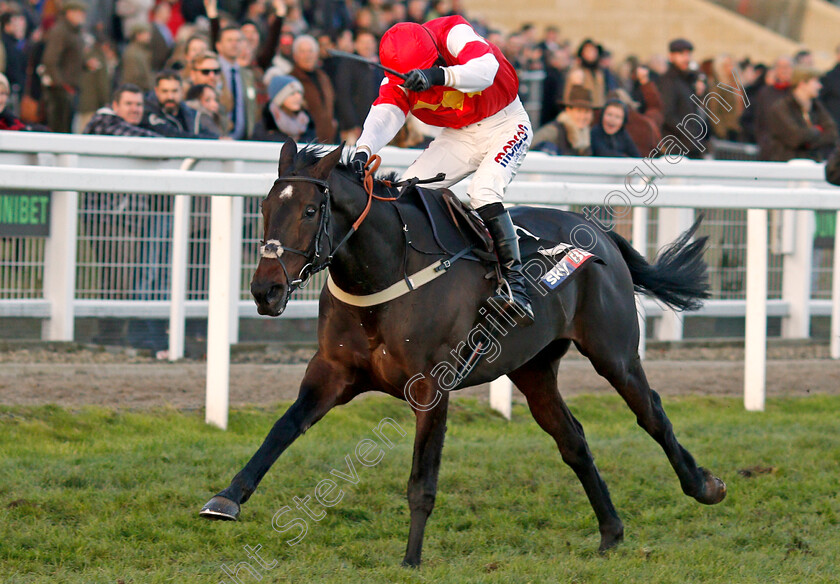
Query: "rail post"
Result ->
[[168, 158, 197, 361], [41, 154, 79, 341], [744, 208, 768, 411], [780, 207, 814, 339], [831, 209, 840, 359], [206, 194, 234, 429], [489, 376, 513, 420], [654, 206, 695, 341], [632, 206, 648, 359], [225, 159, 245, 345]]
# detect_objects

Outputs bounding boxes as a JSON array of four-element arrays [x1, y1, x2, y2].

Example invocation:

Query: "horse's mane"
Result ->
[[289, 143, 402, 194]]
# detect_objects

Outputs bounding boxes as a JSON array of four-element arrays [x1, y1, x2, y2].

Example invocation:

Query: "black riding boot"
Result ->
[[477, 203, 535, 327]]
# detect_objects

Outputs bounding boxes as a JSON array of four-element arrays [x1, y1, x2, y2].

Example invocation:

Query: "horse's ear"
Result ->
[[311, 141, 346, 180], [278, 138, 297, 177]]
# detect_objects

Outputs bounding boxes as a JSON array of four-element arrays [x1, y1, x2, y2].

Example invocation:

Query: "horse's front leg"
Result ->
[[200, 354, 358, 520], [402, 380, 450, 567]]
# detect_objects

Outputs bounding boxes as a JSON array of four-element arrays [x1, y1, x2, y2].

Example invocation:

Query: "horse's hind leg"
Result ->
[[579, 340, 726, 506], [200, 354, 358, 520], [508, 344, 624, 552]]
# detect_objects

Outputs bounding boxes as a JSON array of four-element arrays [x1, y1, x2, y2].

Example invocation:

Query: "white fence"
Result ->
[[1, 132, 839, 426]]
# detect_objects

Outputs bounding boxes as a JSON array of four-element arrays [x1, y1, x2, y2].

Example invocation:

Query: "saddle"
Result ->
[[439, 190, 495, 255]]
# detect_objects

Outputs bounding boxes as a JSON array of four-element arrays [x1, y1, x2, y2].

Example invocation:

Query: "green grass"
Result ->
[[1, 395, 838, 583]]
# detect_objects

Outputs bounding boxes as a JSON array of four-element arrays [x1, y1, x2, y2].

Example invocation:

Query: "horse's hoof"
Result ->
[[401, 557, 421, 568], [695, 468, 727, 505], [598, 523, 624, 554], [199, 495, 240, 521]]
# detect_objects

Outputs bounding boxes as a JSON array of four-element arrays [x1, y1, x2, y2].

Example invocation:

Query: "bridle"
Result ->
[[259, 156, 415, 299], [259, 175, 334, 295]]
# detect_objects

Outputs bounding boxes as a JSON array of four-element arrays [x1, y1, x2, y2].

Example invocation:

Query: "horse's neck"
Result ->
[[328, 177, 403, 295]]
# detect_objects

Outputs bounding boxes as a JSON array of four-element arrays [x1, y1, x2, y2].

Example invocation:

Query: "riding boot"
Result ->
[[477, 203, 535, 327]]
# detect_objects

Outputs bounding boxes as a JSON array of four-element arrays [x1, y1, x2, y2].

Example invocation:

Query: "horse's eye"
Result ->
[[304, 205, 317, 218]]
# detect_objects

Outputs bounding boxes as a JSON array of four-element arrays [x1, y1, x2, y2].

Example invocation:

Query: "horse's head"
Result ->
[[251, 138, 345, 316]]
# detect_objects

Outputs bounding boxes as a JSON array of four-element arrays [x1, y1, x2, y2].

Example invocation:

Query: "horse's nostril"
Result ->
[[251, 281, 283, 304], [265, 284, 282, 303]]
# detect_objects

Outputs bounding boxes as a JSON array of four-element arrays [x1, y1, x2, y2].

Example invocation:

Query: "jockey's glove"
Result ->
[[351, 151, 369, 181], [403, 67, 445, 92]]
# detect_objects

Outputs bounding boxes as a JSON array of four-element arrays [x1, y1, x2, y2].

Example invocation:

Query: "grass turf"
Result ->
[[1, 394, 838, 583]]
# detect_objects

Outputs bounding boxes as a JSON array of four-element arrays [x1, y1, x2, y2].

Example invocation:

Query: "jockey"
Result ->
[[351, 16, 535, 327]]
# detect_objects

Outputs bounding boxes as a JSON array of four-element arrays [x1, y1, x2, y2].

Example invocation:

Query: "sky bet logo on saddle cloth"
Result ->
[[495, 123, 530, 168], [540, 243, 598, 291]]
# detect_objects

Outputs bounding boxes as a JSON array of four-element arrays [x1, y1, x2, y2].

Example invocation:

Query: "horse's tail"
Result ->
[[606, 216, 710, 312]]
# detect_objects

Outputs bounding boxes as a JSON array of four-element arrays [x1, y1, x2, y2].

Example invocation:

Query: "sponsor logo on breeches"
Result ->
[[494, 124, 529, 167]]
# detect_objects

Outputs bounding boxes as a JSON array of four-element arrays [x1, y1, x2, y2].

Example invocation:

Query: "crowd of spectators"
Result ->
[[0, 0, 839, 165]]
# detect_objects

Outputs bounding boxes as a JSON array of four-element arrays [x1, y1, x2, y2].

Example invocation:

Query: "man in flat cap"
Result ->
[[42, 0, 88, 132], [656, 37, 708, 158]]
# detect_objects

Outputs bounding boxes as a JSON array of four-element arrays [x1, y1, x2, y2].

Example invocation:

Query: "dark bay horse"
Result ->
[[200, 140, 726, 566]]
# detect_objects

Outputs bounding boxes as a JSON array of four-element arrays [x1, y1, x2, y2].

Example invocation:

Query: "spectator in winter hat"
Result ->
[[251, 74, 311, 142], [533, 85, 594, 156]]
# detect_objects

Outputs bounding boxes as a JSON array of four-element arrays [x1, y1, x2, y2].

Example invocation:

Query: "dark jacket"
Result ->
[[591, 109, 641, 157], [624, 81, 664, 156], [140, 95, 218, 139], [656, 63, 703, 156], [0, 108, 26, 130], [1, 31, 26, 97], [738, 75, 767, 144], [826, 145, 840, 186], [42, 16, 85, 91], [539, 64, 565, 126], [755, 83, 791, 159], [333, 58, 382, 132], [765, 93, 838, 162], [83, 107, 162, 137], [291, 65, 337, 143], [819, 63, 840, 131]]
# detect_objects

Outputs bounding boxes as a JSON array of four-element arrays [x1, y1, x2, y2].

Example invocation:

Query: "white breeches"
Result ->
[[401, 97, 532, 209]]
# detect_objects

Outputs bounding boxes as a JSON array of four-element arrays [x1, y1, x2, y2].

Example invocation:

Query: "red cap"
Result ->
[[380, 23, 438, 80]]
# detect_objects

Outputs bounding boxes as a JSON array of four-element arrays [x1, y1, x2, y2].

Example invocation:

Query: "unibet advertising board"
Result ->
[[0, 191, 51, 237]]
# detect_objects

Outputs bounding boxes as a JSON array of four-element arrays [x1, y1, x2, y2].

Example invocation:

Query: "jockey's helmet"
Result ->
[[380, 23, 439, 77]]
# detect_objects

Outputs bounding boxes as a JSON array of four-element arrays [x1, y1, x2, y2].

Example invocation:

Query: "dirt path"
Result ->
[[3, 343, 839, 408]]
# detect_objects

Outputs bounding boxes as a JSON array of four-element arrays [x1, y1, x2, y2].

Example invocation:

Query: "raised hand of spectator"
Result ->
[[203, 0, 218, 19], [273, 0, 288, 17]]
